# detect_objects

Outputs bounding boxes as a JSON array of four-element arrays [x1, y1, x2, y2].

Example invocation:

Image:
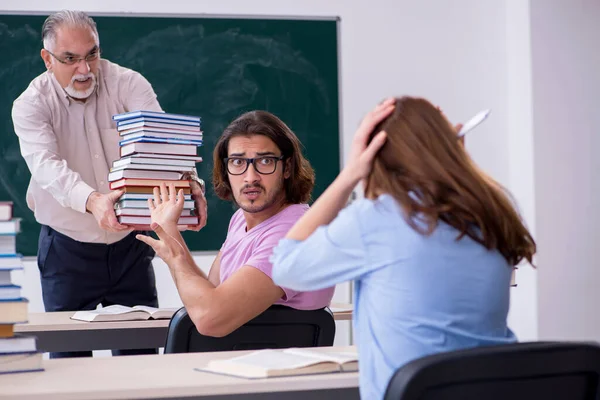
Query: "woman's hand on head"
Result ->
[[342, 97, 395, 183]]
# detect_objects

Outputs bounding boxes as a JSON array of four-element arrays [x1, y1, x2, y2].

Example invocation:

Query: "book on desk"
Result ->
[[199, 348, 358, 379], [71, 304, 179, 322]]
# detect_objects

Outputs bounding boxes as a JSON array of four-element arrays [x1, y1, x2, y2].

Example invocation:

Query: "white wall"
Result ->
[[505, 0, 537, 341], [2, 0, 540, 342], [530, 0, 600, 341]]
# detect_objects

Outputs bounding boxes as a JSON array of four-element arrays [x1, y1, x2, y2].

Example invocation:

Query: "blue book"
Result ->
[[0, 352, 44, 375], [0, 297, 28, 303], [119, 137, 203, 147], [117, 116, 200, 127], [113, 110, 201, 124], [0, 269, 18, 285], [117, 121, 201, 133], [0, 284, 21, 301]]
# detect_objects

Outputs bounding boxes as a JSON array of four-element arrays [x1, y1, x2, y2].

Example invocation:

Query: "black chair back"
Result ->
[[384, 341, 600, 400], [164, 305, 336, 353]]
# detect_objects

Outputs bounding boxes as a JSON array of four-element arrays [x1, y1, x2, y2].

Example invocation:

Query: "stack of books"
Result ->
[[109, 111, 204, 229], [0, 202, 43, 374]]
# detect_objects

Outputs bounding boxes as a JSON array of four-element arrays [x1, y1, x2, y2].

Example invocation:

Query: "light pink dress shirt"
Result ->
[[12, 59, 162, 244]]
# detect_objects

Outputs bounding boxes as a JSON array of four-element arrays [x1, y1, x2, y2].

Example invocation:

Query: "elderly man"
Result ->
[[12, 10, 206, 358]]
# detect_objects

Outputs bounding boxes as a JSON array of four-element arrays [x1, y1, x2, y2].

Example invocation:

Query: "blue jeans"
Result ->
[[37, 225, 158, 358]]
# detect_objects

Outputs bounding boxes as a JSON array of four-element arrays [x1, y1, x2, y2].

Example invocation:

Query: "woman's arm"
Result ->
[[285, 98, 394, 241]]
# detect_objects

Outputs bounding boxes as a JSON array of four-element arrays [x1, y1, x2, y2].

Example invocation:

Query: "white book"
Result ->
[[118, 121, 201, 133], [117, 215, 198, 227], [118, 126, 202, 136], [119, 137, 202, 147], [120, 130, 203, 142], [0, 220, 20, 235], [112, 156, 196, 172], [116, 116, 199, 127], [0, 256, 23, 270], [113, 110, 200, 124], [0, 285, 21, 301], [0, 203, 12, 222], [70, 304, 179, 322], [0, 335, 37, 354], [107, 169, 183, 182], [110, 164, 195, 174], [127, 153, 203, 162], [0, 352, 43, 374], [116, 199, 195, 209], [115, 208, 194, 217], [119, 193, 192, 201], [120, 142, 198, 157], [0, 236, 16, 256], [0, 270, 12, 285], [201, 348, 358, 379]]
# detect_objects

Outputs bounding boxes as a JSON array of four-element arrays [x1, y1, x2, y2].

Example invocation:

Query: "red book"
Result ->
[[109, 178, 191, 191]]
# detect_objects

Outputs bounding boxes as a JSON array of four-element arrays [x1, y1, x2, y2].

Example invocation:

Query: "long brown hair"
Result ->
[[365, 96, 536, 266], [213, 111, 315, 204]]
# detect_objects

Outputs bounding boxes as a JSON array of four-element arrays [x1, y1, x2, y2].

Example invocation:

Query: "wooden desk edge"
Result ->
[[16, 305, 353, 332]]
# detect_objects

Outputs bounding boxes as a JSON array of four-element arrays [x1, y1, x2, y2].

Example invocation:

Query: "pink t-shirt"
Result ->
[[219, 204, 334, 310]]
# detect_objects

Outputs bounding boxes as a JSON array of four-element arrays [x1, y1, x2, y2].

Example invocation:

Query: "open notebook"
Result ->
[[70, 305, 178, 322], [199, 348, 358, 379]]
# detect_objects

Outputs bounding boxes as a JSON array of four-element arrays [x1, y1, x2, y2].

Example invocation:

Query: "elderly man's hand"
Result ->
[[182, 171, 207, 232]]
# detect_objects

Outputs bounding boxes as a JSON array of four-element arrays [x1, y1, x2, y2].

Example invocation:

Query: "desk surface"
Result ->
[[0, 346, 359, 400], [15, 302, 353, 333], [13, 303, 353, 353]]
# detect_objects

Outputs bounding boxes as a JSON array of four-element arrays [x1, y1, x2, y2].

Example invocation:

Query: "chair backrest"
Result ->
[[164, 305, 336, 353], [384, 341, 600, 400]]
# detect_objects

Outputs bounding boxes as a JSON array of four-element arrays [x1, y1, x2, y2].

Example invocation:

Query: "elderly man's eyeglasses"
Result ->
[[45, 48, 101, 65], [224, 156, 285, 175]]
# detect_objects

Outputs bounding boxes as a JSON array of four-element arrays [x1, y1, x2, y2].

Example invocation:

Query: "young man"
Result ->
[[137, 111, 334, 337], [11, 10, 206, 358]]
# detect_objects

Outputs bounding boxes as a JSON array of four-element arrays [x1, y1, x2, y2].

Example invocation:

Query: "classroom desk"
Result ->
[[14, 303, 353, 353], [0, 346, 360, 400]]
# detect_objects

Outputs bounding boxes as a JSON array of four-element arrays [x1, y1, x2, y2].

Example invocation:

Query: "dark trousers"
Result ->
[[37, 225, 158, 358]]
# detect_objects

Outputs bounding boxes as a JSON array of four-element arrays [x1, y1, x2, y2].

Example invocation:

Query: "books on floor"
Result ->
[[70, 304, 178, 322], [110, 110, 204, 229], [199, 348, 359, 379], [0, 202, 43, 374]]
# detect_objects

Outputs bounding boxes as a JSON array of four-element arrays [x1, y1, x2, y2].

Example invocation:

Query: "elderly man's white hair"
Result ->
[[42, 10, 100, 52]]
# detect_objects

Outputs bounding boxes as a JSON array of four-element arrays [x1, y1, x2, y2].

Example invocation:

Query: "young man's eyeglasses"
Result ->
[[224, 156, 285, 176], [45, 48, 101, 65]]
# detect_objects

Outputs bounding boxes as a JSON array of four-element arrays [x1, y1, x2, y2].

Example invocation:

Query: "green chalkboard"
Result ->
[[0, 14, 340, 256]]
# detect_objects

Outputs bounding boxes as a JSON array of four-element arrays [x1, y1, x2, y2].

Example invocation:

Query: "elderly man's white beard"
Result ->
[[64, 73, 97, 99]]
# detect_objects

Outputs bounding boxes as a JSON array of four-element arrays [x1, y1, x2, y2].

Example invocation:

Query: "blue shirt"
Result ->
[[271, 194, 516, 400]]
